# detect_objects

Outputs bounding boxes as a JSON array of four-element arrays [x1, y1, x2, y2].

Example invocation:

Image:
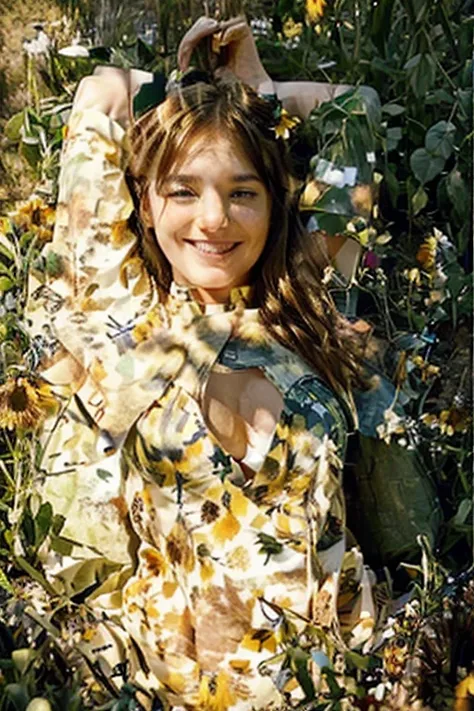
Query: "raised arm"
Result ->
[[178, 15, 352, 118]]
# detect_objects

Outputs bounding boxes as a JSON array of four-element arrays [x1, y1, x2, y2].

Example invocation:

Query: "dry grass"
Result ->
[[0, 0, 66, 205]]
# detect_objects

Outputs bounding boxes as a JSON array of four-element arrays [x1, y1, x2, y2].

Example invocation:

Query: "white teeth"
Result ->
[[191, 242, 237, 254]]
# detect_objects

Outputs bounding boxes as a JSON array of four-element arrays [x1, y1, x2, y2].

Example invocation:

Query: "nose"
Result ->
[[196, 190, 229, 233]]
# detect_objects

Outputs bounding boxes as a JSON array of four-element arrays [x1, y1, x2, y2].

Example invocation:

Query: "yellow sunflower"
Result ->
[[10, 198, 55, 243], [198, 670, 236, 711], [274, 109, 301, 140], [0, 376, 58, 431], [416, 235, 437, 272], [306, 0, 327, 23]]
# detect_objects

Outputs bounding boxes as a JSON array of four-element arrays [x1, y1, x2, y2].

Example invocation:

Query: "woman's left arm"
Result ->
[[178, 16, 352, 118]]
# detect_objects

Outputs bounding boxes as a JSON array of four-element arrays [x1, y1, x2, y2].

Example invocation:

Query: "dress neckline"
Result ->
[[167, 281, 255, 314]]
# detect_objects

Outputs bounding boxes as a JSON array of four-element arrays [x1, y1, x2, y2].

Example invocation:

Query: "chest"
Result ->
[[201, 367, 284, 465]]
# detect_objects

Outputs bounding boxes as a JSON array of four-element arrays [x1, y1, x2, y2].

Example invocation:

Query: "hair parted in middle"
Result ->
[[127, 80, 366, 399]]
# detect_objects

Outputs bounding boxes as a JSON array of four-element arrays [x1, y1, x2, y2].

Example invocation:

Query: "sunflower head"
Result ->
[[306, 0, 327, 23], [0, 376, 58, 431], [10, 198, 55, 243]]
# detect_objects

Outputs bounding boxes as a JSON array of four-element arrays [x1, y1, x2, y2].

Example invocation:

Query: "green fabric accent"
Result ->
[[132, 72, 167, 119]]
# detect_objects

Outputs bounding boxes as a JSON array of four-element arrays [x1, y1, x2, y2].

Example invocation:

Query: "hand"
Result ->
[[72, 66, 153, 127], [178, 15, 273, 93]]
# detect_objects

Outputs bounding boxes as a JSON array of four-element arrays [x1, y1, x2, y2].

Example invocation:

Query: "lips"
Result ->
[[186, 241, 239, 255]]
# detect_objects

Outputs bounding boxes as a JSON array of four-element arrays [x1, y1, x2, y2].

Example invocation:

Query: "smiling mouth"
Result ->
[[186, 241, 240, 255]]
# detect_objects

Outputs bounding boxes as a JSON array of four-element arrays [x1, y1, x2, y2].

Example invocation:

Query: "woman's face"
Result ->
[[146, 131, 272, 303]]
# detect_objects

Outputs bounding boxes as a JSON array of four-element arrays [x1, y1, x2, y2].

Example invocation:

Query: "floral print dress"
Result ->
[[27, 109, 377, 710]]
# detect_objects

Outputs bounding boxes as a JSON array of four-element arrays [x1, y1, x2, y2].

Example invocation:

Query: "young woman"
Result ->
[[27, 18, 377, 711]]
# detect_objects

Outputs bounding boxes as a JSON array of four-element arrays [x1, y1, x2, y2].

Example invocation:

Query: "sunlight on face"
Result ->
[[147, 132, 272, 303]]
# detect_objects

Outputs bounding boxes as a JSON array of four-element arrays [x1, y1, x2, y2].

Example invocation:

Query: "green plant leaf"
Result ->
[[410, 148, 445, 184], [4, 112, 25, 142], [0, 276, 14, 291], [425, 121, 456, 159], [35, 502, 53, 548], [290, 648, 314, 700], [0, 568, 13, 594], [386, 127, 402, 151], [412, 185, 428, 215], [51, 513, 66, 536], [383, 166, 400, 207], [96, 468, 113, 481], [404, 53, 436, 98], [382, 103, 405, 116], [4, 683, 30, 710], [446, 168, 469, 220]]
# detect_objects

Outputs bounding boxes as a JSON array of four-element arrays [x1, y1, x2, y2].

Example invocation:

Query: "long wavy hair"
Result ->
[[127, 81, 366, 398]]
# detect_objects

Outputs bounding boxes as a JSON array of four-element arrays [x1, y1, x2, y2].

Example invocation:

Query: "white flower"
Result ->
[[58, 44, 89, 58], [23, 30, 51, 57], [59, 32, 89, 57], [376, 408, 405, 444]]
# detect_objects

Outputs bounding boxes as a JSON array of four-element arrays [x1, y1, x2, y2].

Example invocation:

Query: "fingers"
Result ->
[[218, 16, 250, 46], [178, 17, 219, 71]]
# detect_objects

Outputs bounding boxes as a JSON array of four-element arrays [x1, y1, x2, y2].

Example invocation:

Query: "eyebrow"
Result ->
[[163, 173, 262, 184]]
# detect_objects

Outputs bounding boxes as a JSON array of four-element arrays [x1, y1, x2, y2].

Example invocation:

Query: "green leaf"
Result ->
[[454, 498, 472, 526], [4, 683, 30, 710], [35, 502, 53, 547], [0, 276, 14, 291], [425, 89, 455, 106], [50, 535, 73, 556], [370, 0, 396, 54], [0, 568, 13, 595], [345, 650, 371, 670], [290, 648, 314, 700], [14, 556, 57, 596], [404, 54, 436, 98], [411, 185, 428, 215], [20, 141, 42, 170], [425, 121, 456, 159], [384, 166, 400, 207], [96, 468, 113, 481], [386, 127, 402, 152], [410, 148, 445, 184], [4, 112, 25, 142], [382, 103, 405, 116], [51, 513, 66, 536], [446, 168, 469, 220]]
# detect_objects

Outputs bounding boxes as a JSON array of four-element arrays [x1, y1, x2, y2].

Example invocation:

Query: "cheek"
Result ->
[[148, 199, 190, 240]]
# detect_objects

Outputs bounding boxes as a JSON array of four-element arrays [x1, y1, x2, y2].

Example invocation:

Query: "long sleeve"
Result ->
[[25, 109, 156, 578], [27, 108, 155, 392]]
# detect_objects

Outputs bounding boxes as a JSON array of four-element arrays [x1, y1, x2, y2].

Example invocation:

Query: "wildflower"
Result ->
[[23, 30, 51, 57], [0, 376, 58, 431], [411, 355, 440, 382], [10, 198, 55, 243], [274, 109, 300, 140], [404, 267, 421, 285], [300, 180, 322, 209], [306, 0, 327, 23], [421, 408, 470, 436], [416, 235, 437, 271], [376, 408, 405, 444], [364, 251, 380, 269], [198, 670, 236, 711], [283, 17, 303, 39]]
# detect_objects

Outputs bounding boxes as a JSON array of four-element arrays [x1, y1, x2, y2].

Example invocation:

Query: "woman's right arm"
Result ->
[[26, 69, 154, 402]]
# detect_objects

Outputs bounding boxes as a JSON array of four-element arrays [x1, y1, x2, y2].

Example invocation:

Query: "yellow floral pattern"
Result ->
[[26, 109, 376, 709]]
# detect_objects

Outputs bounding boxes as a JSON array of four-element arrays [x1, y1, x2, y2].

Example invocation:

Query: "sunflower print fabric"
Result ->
[[27, 109, 377, 710]]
